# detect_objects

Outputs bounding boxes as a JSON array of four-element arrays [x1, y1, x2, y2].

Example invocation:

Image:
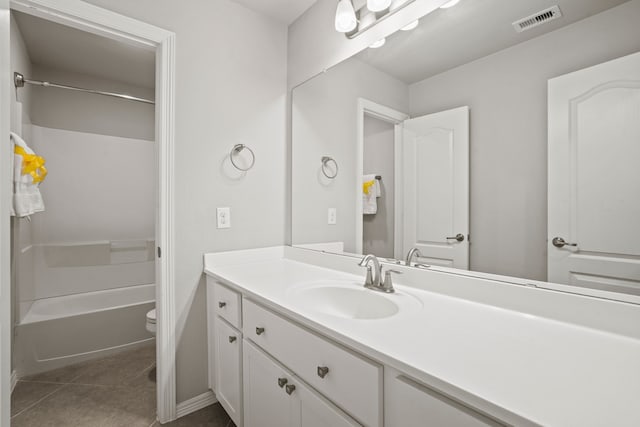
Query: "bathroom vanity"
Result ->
[[204, 246, 640, 427]]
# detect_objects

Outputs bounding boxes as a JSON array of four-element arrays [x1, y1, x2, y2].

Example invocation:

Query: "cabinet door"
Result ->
[[243, 340, 294, 427], [295, 379, 361, 427], [215, 318, 243, 427], [385, 372, 504, 427]]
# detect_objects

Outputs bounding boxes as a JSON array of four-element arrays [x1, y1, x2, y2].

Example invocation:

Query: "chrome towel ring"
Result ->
[[230, 144, 255, 171], [321, 156, 338, 179]]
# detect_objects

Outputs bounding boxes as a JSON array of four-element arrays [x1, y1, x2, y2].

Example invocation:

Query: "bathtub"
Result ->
[[15, 283, 155, 377]]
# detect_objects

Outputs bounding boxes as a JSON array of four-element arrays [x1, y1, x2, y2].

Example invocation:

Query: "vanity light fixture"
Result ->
[[335, 0, 357, 33], [369, 38, 386, 48], [367, 0, 392, 12], [440, 0, 461, 8]]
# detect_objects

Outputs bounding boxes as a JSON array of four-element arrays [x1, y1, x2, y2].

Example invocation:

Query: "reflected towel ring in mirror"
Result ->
[[321, 156, 339, 179], [230, 144, 255, 171]]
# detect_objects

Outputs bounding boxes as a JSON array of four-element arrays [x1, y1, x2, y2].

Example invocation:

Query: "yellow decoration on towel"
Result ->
[[15, 146, 48, 184], [363, 179, 375, 195]]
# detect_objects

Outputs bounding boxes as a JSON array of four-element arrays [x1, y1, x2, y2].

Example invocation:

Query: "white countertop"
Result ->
[[204, 246, 640, 427]]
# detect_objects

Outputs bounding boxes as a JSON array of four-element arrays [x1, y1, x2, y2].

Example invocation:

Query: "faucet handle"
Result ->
[[364, 265, 374, 286], [381, 269, 401, 293]]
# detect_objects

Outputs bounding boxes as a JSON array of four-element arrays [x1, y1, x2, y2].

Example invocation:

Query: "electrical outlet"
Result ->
[[217, 207, 231, 229], [328, 208, 337, 225]]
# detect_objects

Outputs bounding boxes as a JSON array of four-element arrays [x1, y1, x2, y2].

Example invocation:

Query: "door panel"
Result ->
[[402, 106, 469, 269], [548, 51, 640, 294], [243, 340, 293, 427]]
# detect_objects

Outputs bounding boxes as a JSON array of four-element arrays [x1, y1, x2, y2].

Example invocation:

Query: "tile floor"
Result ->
[[11, 343, 234, 427]]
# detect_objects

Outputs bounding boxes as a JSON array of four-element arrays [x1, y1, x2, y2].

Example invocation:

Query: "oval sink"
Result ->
[[286, 281, 422, 320]]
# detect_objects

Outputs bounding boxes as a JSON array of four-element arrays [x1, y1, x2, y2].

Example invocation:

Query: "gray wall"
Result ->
[[82, 0, 288, 403], [409, 0, 640, 280], [291, 58, 408, 252], [30, 66, 155, 141], [363, 116, 395, 258]]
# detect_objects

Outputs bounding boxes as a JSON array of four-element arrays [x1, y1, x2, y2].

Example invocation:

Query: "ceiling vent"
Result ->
[[512, 5, 562, 33]]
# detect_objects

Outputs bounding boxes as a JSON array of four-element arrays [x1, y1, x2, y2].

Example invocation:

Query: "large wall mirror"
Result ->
[[291, 0, 640, 298]]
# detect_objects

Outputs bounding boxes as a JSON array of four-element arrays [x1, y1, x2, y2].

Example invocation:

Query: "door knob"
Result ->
[[285, 384, 296, 395], [552, 237, 577, 248], [446, 233, 465, 242], [218, 301, 226, 308], [277, 377, 288, 388], [255, 327, 265, 335], [228, 336, 236, 343]]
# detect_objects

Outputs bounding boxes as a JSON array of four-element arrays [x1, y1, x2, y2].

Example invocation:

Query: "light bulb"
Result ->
[[400, 20, 419, 31], [440, 0, 461, 8], [369, 38, 386, 49], [367, 0, 391, 12], [335, 0, 357, 33]]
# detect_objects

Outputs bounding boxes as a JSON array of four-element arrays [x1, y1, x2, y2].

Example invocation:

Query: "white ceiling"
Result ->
[[231, 0, 318, 24], [356, 0, 631, 84], [13, 10, 155, 89]]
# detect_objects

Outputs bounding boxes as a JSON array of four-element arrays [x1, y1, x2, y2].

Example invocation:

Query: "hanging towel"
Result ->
[[10, 132, 46, 217], [362, 174, 381, 215]]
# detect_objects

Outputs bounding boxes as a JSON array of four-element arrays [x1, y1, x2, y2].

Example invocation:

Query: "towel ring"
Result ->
[[230, 144, 255, 171], [321, 156, 338, 179]]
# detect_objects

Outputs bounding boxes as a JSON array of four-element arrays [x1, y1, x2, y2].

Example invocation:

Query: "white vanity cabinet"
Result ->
[[206, 274, 507, 427], [207, 279, 243, 427], [244, 340, 360, 427], [385, 370, 506, 427]]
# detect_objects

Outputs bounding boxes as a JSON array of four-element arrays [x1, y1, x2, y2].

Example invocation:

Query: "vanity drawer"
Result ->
[[213, 281, 242, 329], [243, 299, 382, 427]]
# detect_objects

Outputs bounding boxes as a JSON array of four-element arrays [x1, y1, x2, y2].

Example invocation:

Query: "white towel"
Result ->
[[362, 174, 381, 215], [10, 132, 45, 217]]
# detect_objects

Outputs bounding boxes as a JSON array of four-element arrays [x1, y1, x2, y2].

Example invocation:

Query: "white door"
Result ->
[[296, 376, 360, 427], [215, 318, 242, 426], [1, 1, 12, 425], [548, 52, 640, 294], [243, 341, 293, 427], [402, 106, 469, 269]]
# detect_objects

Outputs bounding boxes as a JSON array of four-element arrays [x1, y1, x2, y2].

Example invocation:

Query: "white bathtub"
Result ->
[[15, 283, 155, 377]]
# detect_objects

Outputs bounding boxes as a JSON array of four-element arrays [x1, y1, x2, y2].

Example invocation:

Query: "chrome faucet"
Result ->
[[405, 247, 423, 266], [358, 254, 398, 293]]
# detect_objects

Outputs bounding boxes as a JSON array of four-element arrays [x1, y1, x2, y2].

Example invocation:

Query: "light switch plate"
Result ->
[[217, 207, 231, 229], [328, 208, 337, 225]]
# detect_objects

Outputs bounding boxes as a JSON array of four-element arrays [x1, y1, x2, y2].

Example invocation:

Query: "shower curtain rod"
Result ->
[[13, 72, 155, 105]]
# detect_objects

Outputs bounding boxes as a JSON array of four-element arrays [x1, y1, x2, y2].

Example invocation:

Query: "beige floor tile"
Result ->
[[155, 403, 232, 427], [11, 381, 62, 416], [11, 382, 156, 427]]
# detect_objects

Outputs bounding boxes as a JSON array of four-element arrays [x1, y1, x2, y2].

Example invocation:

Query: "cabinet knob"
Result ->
[[285, 384, 296, 395], [317, 366, 329, 379], [277, 377, 288, 388], [228, 336, 237, 343], [218, 301, 226, 308], [255, 327, 265, 335]]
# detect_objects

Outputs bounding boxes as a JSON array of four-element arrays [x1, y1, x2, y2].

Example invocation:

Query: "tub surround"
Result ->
[[204, 246, 640, 426]]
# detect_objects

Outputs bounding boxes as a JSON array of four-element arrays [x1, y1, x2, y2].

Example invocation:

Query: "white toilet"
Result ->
[[146, 308, 156, 336]]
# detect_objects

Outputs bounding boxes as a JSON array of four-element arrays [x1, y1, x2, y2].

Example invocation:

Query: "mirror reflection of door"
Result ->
[[548, 51, 640, 294], [402, 107, 470, 269]]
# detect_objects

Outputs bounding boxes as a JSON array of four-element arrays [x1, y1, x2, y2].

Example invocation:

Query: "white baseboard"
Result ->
[[11, 370, 18, 394], [176, 390, 217, 418]]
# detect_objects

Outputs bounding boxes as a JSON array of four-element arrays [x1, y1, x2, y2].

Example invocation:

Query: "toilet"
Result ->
[[146, 308, 156, 336]]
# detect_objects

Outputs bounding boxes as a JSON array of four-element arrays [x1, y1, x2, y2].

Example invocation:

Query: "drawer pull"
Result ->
[[255, 327, 265, 335], [277, 377, 288, 388], [285, 384, 296, 395], [218, 301, 226, 308], [228, 336, 237, 343], [317, 366, 329, 379]]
